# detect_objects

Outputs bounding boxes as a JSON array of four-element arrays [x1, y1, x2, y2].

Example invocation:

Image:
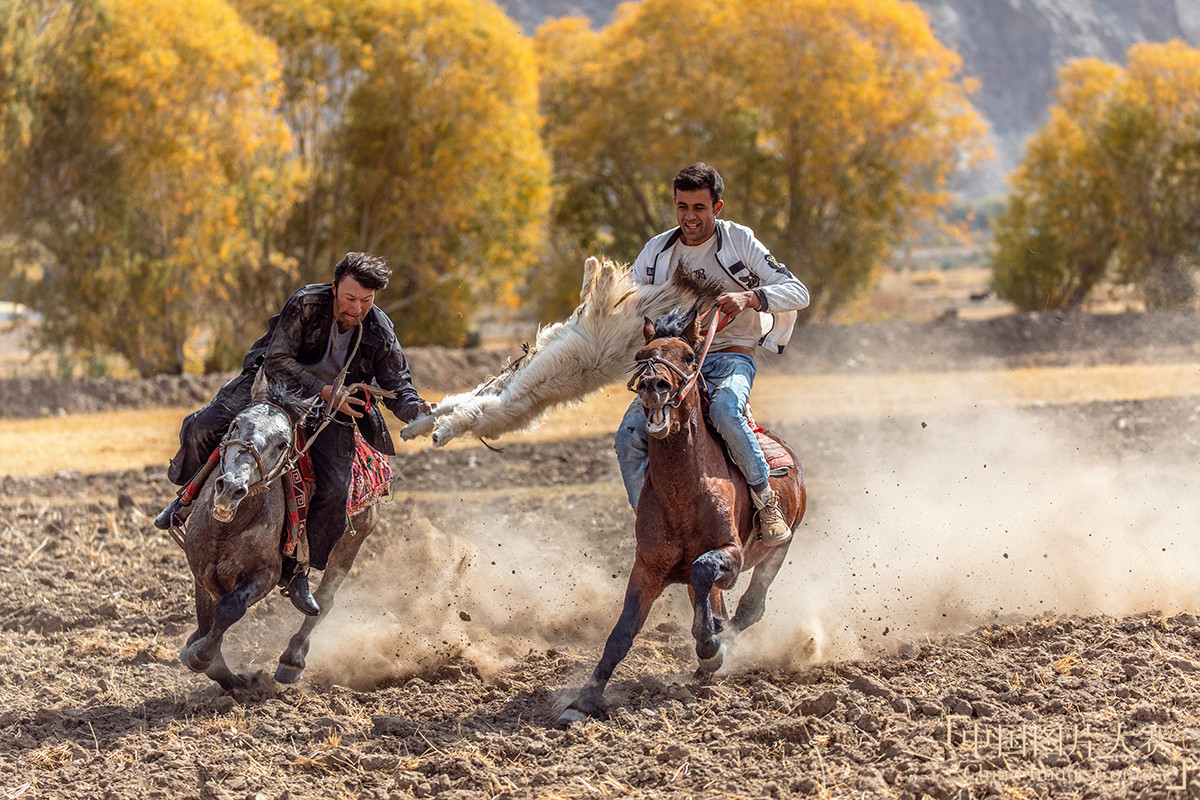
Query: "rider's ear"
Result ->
[[642, 317, 656, 343]]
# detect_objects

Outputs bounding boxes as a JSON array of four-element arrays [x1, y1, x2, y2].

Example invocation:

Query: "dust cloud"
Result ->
[[731, 399, 1200, 670], [306, 379, 1199, 686], [305, 505, 634, 690]]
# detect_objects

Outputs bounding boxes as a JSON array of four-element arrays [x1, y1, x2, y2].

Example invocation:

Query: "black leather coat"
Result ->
[[243, 283, 425, 455]]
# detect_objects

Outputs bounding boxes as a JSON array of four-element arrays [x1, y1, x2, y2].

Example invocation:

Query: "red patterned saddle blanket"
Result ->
[[283, 427, 392, 557], [744, 405, 795, 475]]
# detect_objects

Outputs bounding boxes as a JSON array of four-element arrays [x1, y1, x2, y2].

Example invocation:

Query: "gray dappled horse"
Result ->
[[178, 370, 380, 690]]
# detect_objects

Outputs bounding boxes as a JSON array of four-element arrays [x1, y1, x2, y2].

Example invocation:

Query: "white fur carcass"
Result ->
[[401, 257, 715, 447]]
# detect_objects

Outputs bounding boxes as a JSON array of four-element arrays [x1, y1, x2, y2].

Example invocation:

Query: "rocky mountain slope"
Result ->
[[499, 0, 1200, 196]]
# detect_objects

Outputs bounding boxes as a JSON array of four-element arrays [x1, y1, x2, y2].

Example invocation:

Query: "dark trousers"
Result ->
[[303, 417, 354, 571], [168, 369, 256, 485], [168, 369, 353, 572]]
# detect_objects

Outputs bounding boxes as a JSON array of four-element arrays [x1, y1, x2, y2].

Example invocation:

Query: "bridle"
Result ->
[[626, 309, 722, 408], [218, 401, 297, 495]]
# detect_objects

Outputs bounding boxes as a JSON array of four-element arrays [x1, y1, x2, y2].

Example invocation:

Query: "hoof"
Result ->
[[557, 707, 589, 727], [180, 645, 211, 674], [696, 634, 722, 662], [274, 662, 304, 684], [696, 645, 724, 676]]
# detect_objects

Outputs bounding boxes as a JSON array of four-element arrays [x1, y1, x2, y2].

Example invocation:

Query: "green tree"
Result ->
[[235, 0, 551, 345], [534, 0, 987, 320], [0, 0, 303, 375], [992, 41, 1200, 311]]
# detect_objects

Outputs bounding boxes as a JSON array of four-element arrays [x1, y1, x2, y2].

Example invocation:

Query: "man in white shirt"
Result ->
[[615, 163, 810, 545]]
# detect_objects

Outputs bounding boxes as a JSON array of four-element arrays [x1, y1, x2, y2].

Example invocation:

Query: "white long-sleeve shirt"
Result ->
[[631, 219, 809, 353]]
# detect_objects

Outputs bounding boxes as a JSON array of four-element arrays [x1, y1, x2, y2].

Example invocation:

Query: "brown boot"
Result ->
[[751, 485, 792, 546]]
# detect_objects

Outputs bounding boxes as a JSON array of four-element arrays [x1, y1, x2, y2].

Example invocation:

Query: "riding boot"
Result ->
[[153, 496, 189, 531], [750, 485, 792, 546], [280, 557, 320, 616]]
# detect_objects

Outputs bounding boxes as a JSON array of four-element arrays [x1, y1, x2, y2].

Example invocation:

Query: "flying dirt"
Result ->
[[1, 310, 1200, 799]]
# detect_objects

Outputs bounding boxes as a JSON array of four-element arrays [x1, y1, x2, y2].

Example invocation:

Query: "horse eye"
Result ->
[[685, 352, 695, 364]]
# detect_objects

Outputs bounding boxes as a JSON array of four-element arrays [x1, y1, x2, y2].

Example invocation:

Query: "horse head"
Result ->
[[210, 370, 315, 523], [629, 306, 703, 439]]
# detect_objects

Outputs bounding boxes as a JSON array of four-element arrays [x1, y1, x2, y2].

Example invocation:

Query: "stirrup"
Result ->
[[154, 497, 187, 531], [282, 571, 320, 616]]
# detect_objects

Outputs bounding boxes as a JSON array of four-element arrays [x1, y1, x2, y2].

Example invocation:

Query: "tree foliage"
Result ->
[[533, 0, 987, 320], [991, 41, 1200, 311], [0, 0, 303, 375], [234, 0, 551, 345]]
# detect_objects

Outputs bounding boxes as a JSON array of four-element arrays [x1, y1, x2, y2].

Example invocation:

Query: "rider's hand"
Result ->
[[714, 290, 761, 320], [320, 384, 366, 418], [419, 401, 436, 416]]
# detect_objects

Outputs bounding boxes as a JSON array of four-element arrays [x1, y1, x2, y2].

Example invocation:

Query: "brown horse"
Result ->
[[559, 307, 806, 724], [179, 370, 380, 690]]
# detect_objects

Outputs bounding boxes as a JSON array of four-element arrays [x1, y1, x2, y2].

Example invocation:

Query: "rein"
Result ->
[[626, 308, 723, 408]]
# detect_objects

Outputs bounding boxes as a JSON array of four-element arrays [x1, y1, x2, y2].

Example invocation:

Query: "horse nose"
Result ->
[[645, 375, 671, 395], [213, 475, 246, 508]]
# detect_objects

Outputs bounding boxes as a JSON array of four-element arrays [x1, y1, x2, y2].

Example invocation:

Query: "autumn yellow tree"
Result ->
[[0, 0, 303, 375], [235, 0, 551, 345], [990, 59, 1122, 310], [535, 0, 987, 319], [992, 41, 1200, 311]]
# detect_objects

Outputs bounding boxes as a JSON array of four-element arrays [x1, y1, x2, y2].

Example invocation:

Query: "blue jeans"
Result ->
[[614, 352, 769, 508]]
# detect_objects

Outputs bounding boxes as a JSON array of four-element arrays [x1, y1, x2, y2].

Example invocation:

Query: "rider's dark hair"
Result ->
[[673, 162, 723, 205], [334, 252, 391, 291]]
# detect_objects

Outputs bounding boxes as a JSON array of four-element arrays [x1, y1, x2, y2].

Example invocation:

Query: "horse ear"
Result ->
[[301, 393, 322, 419], [642, 316, 656, 343], [251, 367, 270, 401], [683, 309, 701, 347]]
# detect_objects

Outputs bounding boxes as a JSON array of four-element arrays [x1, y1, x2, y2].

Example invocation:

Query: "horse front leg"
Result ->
[[181, 571, 274, 690], [690, 545, 741, 676], [558, 563, 664, 725]]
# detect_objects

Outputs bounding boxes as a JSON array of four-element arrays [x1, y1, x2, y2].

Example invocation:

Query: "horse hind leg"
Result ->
[[731, 540, 790, 634], [690, 547, 739, 677], [274, 566, 348, 683], [276, 515, 372, 684]]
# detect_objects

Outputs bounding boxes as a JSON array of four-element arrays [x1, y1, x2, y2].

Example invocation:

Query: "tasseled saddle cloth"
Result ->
[[744, 404, 796, 476], [698, 390, 795, 476], [177, 427, 393, 557], [282, 427, 393, 557]]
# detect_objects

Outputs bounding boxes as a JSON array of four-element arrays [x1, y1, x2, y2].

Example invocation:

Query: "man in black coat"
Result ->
[[155, 252, 432, 615]]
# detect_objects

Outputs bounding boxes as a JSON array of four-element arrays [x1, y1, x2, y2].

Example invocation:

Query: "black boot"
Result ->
[[153, 497, 187, 531], [281, 566, 320, 617]]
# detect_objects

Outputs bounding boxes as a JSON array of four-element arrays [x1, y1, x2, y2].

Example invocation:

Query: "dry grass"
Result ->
[[2, 361, 1200, 478]]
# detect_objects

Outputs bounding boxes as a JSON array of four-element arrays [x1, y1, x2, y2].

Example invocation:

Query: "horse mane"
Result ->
[[652, 306, 698, 341], [651, 267, 722, 341], [260, 381, 313, 425]]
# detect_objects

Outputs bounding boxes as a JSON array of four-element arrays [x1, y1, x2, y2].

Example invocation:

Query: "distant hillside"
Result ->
[[498, 0, 1200, 197]]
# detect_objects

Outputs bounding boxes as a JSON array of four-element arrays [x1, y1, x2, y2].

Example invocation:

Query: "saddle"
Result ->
[[171, 425, 392, 558], [699, 390, 795, 475], [282, 426, 392, 557]]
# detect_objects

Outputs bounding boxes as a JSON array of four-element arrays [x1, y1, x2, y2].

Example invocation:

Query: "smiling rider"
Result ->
[[614, 162, 810, 545]]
